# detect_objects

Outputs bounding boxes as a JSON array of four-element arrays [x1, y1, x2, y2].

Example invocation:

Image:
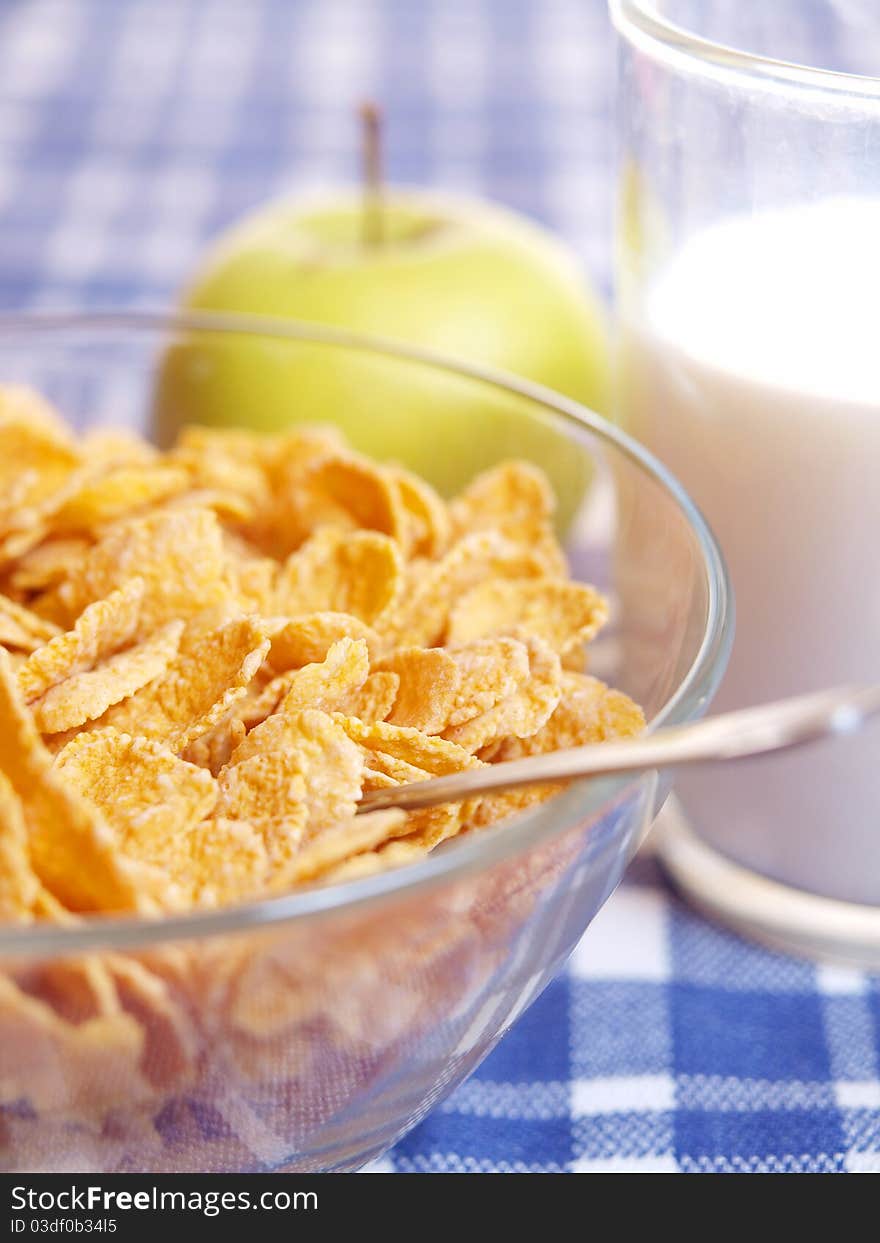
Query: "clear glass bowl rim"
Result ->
[[611, 0, 880, 97], [0, 308, 732, 956]]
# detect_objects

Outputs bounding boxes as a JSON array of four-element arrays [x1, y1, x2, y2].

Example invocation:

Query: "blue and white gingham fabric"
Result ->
[[379, 853, 880, 1173], [0, 0, 878, 1174]]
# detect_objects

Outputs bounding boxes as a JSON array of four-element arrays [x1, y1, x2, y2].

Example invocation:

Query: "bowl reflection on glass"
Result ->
[[0, 312, 731, 1172]]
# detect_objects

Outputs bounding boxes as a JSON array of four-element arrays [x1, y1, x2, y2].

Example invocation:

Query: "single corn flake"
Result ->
[[232, 671, 298, 730], [0, 593, 61, 653], [0, 650, 143, 912], [444, 637, 531, 727], [388, 466, 450, 558], [273, 637, 370, 718], [18, 578, 145, 703], [276, 527, 403, 625], [217, 756, 308, 866], [101, 615, 269, 751], [449, 460, 555, 538], [261, 423, 348, 499], [49, 466, 190, 534], [336, 670, 399, 724], [55, 731, 219, 905], [265, 612, 380, 671], [225, 551, 278, 615], [223, 707, 364, 841], [56, 505, 230, 635], [448, 461, 567, 575], [443, 636, 562, 753], [347, 745, 466, 861], [182, 715, 247, 776], [447, 576, 608, 655], [170, 434, 270, 512], [177, 819, 270, 909], [376, 646, 460, 734], [248, 427, 349, 555], [32, 619, 184, 734], [7, 537, 91, 595], [300, 455, 407, 543], [17, 577, 184, 734]]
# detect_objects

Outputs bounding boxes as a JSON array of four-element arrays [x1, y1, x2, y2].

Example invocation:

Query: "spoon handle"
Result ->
[[358, 683, 880, 815]]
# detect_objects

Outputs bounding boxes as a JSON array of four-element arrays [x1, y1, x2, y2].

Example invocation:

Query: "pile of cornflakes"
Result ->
[[0, 384, 644, 923]]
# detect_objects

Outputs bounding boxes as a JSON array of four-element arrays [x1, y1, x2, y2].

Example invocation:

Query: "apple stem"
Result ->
[[359, 100, 384, 247]]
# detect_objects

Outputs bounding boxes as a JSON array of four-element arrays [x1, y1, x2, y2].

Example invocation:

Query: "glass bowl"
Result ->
[[0, 312, 731, 1173]]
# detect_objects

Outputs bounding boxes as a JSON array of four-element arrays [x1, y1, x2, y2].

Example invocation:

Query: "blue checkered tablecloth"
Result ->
[[0, 0, 878, 1174]]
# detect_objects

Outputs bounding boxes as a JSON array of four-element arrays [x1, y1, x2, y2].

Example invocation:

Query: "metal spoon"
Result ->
[[358, 684, 880, 814]]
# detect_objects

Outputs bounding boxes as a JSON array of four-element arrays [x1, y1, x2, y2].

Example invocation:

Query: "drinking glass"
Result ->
[[612, 0, 880, 961]]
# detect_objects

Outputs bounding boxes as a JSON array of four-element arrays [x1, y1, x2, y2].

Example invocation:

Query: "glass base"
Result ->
[[654, 799, 880, 969]]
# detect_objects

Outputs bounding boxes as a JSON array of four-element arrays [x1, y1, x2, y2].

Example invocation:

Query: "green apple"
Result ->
[[153, 189, 609, 522]]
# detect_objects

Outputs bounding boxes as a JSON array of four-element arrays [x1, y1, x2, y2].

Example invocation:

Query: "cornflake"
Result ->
[[0, 384, 643, 924], [55, 731, 218, 908]]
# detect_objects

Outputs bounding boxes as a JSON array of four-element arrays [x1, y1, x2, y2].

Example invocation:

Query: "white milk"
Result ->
[[622, 199, 880, 905]]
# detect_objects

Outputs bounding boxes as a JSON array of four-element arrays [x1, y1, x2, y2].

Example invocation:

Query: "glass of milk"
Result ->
[[612, 0, 880, 960]]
